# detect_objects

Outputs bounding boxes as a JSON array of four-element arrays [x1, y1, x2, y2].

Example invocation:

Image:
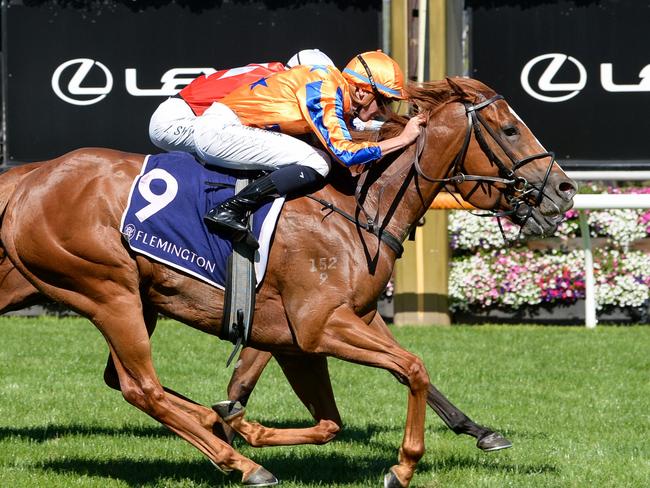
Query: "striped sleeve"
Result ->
[[299, 79, 382, 167]]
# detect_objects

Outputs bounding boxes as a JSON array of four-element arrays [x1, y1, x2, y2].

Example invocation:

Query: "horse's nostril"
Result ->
[[558, 180, 577, 198]]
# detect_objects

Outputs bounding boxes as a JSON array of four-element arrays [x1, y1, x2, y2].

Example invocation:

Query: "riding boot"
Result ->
[[205, 165, 325, 249], [204, 174, 279, 247]]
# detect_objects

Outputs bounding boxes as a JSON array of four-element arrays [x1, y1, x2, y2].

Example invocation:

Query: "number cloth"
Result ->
[[120, 152, 284, 288]]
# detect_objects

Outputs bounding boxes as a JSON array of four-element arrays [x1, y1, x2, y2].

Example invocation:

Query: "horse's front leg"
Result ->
[[296, 306, 429, 488]]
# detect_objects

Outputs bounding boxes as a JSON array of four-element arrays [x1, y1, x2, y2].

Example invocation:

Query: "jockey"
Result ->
[[148, 49, 333, 156], [150, 50, 425, 247]]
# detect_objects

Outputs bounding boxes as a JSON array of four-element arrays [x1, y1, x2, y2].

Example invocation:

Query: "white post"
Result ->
[[417, 0, 427, 83], [578, 211, 597, 328]]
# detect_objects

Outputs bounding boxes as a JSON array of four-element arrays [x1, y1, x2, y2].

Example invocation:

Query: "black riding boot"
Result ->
[[204, 174, 278, 247], [204, 165, 325, 249]]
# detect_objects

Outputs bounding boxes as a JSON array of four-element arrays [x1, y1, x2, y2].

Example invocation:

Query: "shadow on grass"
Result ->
[[37, 450, 558, 487], [40, 455, 397, 486], [0, 424, 174, 442], [426, 453, 559, 476], [5, 421, 556, 485], [40, 458, 221, 487], [0, 420, 401, 445], [1, 420, 497, 456]]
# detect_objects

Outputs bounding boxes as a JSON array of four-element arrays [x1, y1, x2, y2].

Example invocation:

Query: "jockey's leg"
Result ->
[[204, 164, 324, 247], [193, 102, 330, 247], [148, 96, 197, 152]]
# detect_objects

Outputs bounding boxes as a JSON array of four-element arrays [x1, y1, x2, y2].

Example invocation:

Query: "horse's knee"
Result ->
[[406, 357, 429, 392], [121, 378, 166, 415]]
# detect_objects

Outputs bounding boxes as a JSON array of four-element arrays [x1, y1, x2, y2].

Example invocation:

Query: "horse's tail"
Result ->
[[0, 163, 43, 221]]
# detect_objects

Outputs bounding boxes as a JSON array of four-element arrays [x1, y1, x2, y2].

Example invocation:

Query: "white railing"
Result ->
[[572, 192, 650, 328], [567, 170, 650, 327]]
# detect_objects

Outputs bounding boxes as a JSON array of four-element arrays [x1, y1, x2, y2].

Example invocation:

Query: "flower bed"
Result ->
[[448, 186, 650, 321]]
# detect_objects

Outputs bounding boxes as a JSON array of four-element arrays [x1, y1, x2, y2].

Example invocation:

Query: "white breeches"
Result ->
[[149, 99, 331, 177], [149, 97, 197, 153]]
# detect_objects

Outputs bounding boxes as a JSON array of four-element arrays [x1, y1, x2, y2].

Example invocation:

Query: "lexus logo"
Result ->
[[520, 53, 587, 103], [51, 58, 113, 106], [521, 52, 650, 103], [51, 58, 215, 106]]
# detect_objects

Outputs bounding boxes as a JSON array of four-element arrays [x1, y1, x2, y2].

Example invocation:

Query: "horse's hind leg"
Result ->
[[94, 303, 276, 485], [227, 347, 274, 407], [369, 314, 512, 451], [102, 304, 160, 391], [274, 353, 342, 426], [220, 352, 341, 447], [103, 305, 232, 442], [228, 348, 342, 425], [0, 250, 44, 314]]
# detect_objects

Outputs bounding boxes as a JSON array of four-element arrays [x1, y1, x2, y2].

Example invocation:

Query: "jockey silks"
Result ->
[[219, 64, 382, 167]]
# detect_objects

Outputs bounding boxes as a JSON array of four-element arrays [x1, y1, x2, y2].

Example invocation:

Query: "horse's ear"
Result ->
[[446, 77, 465, 97]]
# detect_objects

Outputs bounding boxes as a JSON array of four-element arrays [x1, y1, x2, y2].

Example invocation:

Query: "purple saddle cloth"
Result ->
[[120, 151, 284, 289]]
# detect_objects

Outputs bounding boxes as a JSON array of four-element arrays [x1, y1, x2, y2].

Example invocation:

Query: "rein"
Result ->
[[306, 193, 405, 257]]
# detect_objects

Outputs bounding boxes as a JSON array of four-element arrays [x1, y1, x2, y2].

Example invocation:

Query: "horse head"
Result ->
[[402, 77, 577, 238]]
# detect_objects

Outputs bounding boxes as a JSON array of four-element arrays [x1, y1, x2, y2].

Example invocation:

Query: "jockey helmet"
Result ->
[[342, 50, 405, 100], [286, 49, 335, 68]]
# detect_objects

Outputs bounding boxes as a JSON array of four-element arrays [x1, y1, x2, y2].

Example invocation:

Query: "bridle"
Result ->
[[308, 92, 558, 257], [411, 94, 557, 238]]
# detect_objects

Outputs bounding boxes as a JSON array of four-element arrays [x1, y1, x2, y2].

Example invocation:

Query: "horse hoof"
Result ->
[[243, 466, 279, 486], [477, 431, 513, 451], [384, 468, 406, 488], [213, 400, 246, 422]]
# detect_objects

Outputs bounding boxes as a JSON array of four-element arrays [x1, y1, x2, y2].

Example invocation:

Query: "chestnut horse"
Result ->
[[1, 78, 576, 487], [0, 166, 511, 452]]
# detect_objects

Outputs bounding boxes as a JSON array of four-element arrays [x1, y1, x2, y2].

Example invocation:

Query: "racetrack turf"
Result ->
[[1, 317, 649, 487]]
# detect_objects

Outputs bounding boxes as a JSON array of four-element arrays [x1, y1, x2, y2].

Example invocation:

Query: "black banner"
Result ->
[[470, 0, 650, 168], [3, 0, 381, 163]]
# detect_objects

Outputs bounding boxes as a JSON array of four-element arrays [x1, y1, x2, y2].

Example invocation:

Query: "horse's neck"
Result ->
[[306, 119, 458, 262], [364, 138, 451, 243]]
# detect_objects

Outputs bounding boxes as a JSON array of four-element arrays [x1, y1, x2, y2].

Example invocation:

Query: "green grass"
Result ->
[[1, 317, 649, 487]]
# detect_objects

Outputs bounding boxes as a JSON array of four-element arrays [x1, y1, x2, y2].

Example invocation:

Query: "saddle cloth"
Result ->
[[120, 151, 284, 289]]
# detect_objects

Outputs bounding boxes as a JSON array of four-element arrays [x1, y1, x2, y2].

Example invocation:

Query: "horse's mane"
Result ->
[[351, 77, 496, 142]]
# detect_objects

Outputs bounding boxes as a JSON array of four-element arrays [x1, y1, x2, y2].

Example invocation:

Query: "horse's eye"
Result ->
[[503, 126, 518, 137]]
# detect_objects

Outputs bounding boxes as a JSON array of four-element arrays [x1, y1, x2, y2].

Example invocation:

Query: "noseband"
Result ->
[[413, 94, 557, 236]]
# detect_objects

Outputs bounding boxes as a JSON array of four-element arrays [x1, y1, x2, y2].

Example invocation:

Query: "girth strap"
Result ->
[[221, 178, 256, 366]]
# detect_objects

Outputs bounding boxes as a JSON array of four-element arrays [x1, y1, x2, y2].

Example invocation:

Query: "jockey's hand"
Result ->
[[377, 113, 427, 157], [399, 113, 427, 145]]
